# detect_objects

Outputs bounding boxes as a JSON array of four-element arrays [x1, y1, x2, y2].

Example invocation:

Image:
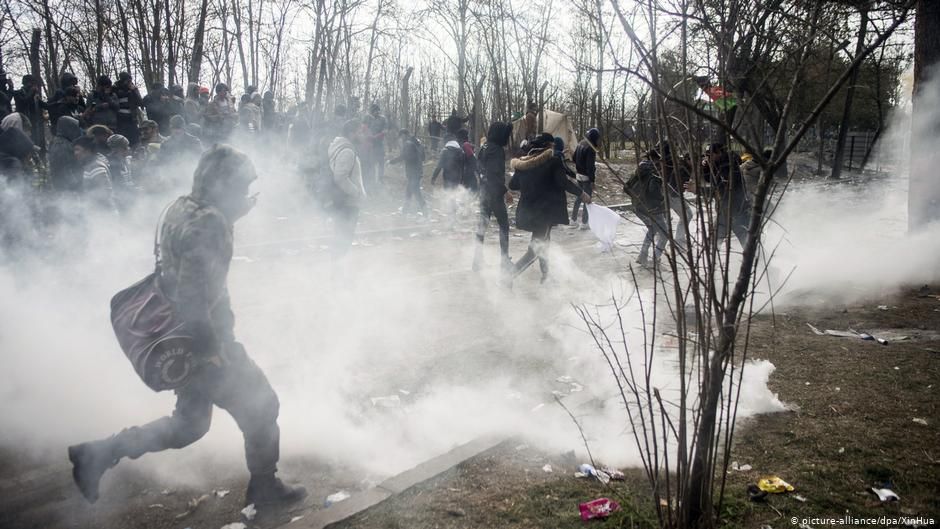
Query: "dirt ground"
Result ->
[[331, 286, 940, 529]]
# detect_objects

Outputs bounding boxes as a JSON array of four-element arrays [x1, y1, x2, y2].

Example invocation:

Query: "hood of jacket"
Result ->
[[485, 122, 513, 147], [0, 127, 35, 159], [510, 147, 553, 171], [444, 140, 461, 151], [56, 116, 82, 141], [191, 145, 257, 221], [1, 112, 25, 133]]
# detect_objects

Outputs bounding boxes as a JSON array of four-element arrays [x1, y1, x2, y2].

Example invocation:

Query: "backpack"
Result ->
[[625, 160, 664, 215], [304, 142, 352, 209]]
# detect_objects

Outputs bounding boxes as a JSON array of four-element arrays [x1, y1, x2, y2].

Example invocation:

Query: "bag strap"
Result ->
[[153, 201, 174, 271]]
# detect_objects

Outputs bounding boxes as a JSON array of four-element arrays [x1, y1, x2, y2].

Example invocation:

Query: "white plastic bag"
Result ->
[[586, 203, 621, 251]]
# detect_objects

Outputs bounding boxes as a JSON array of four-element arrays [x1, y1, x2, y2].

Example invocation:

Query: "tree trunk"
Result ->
[[188, 0, 210, 85], [830, 7, 869, 179], [909, 0, 940, 229]]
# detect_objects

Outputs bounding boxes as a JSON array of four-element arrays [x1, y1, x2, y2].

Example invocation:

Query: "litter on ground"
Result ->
[[240, 503, 256, 521], [579, 497, 621, 520]]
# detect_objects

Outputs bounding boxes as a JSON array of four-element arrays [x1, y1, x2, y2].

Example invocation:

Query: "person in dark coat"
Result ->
[[13, 75, 46, 153], [48, 116, 83, 192], [572, 128, 600, 227], [85, 76, 120, 130], [47, 86, 84, 130], [443, 108, 469, 140], [473, 121, 513, 273], [114, 72, 143, 147], [143, 84, 171, 133], [0, 72, 14, 118], [427, 117, 444, 151], [628, 150, 669, 266], [431, 136, 467, 223], [67, 145, 307, 508], [508, 133, 591, 283], [390, 128, 426, 215], [702, 143, 750, 246]]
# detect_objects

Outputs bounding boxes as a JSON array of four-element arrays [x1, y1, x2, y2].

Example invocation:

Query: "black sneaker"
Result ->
[[245, 475, 308, 506], [68, 440, 117, 504]]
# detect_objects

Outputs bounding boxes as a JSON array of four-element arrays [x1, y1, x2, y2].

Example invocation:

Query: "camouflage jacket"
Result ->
[[157, 195, 235, 344]]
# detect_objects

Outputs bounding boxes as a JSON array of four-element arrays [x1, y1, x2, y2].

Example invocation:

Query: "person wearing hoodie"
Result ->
[[431, 135, 467, 222], [702, 142, 750, 246], [48, 116, 83, 192], [68, 144, 307, 508], [508, 133, 591, 284], [328, 119, 367, 261], [47, 86, 85, 130], [73, 135, 116, 212], [114, 72, 144, 147], [572, 128, 601, 228], [473, 121, 513, 274]]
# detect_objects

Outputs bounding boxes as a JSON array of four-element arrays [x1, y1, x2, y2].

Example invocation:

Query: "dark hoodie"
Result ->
[[478, 122, 512, 196], [48, 116, 83, 191], [158, 146, 257, 347], [0, 127, 35, 182]]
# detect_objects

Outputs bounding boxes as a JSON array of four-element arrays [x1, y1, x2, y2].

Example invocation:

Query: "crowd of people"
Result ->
[[0, 68, 776, 284]]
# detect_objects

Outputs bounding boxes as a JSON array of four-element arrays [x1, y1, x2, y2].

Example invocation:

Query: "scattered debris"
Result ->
[[747, 484, 768, 502], [398, 389, 411, 395], [370, 395, 401, 408], [793, 494, 807, 502], [578, 463, 611, 484], [806, 323, 888, 344], [913, 417, 928, 426], [579, 497, 621, 520], [542, 464, 553, 473], [289, 516, 305, 523], [757, 476, 794, 493], [214, 489, 230, 498], [175, 494, 211, 519], [569, 382, 584, 393], [601, 466, 625, 480], [731, 461, 753, 472], [574, 471, 589, 478], [240, 503, 257, 521], [161, 488, 174, 495], [148, 504, 166, 509], [838, 447, 845, 454], [220, 524, 247, 529], [871, 487, 900, 502], [877, 305, 889, 311], [446, 507, 467, 517], [325, 490, 351, 507]]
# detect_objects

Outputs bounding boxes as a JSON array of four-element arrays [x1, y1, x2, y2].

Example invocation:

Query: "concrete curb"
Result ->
[[287, 435, 505, 529], [285, 390, 598, 529]]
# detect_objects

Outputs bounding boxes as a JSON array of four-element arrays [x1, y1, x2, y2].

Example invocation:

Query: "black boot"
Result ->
[[68, 439, 118, 504], [245, 474, 308, 506]]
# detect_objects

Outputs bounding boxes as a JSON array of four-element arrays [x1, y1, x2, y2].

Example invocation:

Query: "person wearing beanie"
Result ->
[[572, 127, 601, 228], [508, 133, 591, 285], [85, 76, 120, 129], [86, 124, 114, 155], [473, 121, 513, 274]]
